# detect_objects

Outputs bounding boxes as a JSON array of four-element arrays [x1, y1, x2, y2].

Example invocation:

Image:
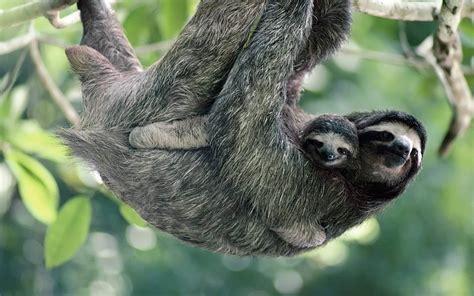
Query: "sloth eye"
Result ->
[[337, 147, 350, 156], [411, 149, 418, 158], [379, 131, 394, 142]]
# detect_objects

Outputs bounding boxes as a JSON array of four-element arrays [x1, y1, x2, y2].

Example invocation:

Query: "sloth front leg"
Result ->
[[129, 116, 210, 149]]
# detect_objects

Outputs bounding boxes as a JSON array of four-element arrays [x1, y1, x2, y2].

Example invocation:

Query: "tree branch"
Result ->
[[0, 0, 77, 28], [44, 10, 80, 29], [29, 40, 80, 126], [433, 0, 473, 156], [352, 0, 473, 21], [416, 1, 473, 157]]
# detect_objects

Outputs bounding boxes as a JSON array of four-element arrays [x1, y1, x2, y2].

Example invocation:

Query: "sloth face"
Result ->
[[303, 132, 357, 169], [300, 115, 359, 170], [357, 121, 423, 186]]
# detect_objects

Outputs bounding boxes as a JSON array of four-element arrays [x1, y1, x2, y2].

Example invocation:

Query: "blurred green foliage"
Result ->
[[0, 0, 473, 295]]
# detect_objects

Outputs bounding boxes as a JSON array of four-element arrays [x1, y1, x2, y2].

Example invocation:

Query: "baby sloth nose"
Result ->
[[319, 148, 338, 162]]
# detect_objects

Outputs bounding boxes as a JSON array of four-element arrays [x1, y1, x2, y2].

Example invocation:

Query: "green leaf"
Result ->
[[5, 149, 59, 224], [5, 120, 68, 163], [158, 0, 189, 39], [44, 196, 92, 268], [119, 203, 147, 227]]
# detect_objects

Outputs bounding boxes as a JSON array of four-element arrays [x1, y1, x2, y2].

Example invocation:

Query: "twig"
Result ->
[[352, 0, 473, 21], [0, 0, 77, 28], [44, 10, 80, 29], [29, 40, 80, 126]]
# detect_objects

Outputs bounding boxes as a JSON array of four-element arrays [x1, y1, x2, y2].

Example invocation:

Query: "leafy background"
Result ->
[[0, 0, 473, 295]]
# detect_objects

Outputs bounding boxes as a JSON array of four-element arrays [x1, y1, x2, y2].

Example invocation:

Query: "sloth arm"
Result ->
[[207, 0, 327, 244], [129, 116, 209, 149], [209, 0, 311, 163]]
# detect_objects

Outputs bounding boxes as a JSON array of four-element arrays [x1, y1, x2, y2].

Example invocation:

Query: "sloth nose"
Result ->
[[392, 140, 411, 157]]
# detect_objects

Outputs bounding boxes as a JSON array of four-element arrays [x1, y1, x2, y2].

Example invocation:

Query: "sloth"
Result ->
[[60, 0, 427, 256], [129, 114, 359, 170]]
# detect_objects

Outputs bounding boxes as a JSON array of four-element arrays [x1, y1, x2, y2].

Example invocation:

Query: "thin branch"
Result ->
[[352, 0, 473, 21], [0, 0, 77, 28], [44, 10, 80, 29], [341, 46, 431, 69], [0, 32, 72, 56], [36, 34, 72, 49], [0, 49, 28, 96], [0, 32, 36, 55], [398, 22, 429, 73], [29, 40, 80, 126]]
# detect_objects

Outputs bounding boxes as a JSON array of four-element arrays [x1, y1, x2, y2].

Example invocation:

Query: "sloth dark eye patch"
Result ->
[[359, 131, 394, 143]]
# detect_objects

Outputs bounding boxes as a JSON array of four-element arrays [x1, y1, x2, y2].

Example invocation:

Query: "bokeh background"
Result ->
[[0, 0, 473, 295]]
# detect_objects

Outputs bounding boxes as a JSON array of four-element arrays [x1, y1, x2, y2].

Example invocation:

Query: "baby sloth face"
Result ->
[[301, 115, 359, 169]]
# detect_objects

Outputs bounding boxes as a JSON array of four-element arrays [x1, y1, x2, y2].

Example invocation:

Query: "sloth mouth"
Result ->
[[322, 158, 344, 167], [384, 149, 408, 168]]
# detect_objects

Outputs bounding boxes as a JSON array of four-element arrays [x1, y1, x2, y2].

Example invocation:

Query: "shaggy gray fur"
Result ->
[[129, 115, 210, 150], [60, 0, 426, 256]]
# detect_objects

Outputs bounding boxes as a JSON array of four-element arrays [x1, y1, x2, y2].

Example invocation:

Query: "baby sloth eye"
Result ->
[[411, 149, 418, 158], [308, 139, 324, 148], [337, 147, 350, 156], [379, 131, 394, 141]]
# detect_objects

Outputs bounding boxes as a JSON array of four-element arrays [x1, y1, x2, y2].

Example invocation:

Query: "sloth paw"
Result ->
[[272, 223, 326, 248]]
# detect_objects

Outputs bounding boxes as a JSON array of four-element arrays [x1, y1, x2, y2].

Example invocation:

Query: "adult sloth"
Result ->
[[61, 0, 426, 256]]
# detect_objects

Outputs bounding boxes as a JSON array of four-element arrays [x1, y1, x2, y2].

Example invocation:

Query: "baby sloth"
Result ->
[[129, 114, 359, 170], [299, 114, 359, 170], [129, 114, 359, 248]]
